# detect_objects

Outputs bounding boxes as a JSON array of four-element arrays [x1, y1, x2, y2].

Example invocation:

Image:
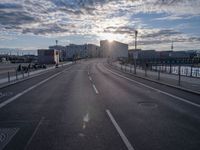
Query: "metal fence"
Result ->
[[107, 59, 200, 91]]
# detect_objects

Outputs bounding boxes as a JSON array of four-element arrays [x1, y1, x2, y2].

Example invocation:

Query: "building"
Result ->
[[128, 49, 141, 59], [38, 49, 59, 64], [87, 44, 100, 58], [100, 40, 128, 58], [138, 50, 159, 60], [65, 44, 100, 60], [65, 44, 87, 60], [49, 45, 66, 61]]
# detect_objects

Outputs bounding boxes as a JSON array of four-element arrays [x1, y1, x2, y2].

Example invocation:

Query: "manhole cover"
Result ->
[[138, 101, 158, 108]]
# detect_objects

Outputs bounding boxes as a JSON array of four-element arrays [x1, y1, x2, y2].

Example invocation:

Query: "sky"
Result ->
[[0, 0, 200, 51]]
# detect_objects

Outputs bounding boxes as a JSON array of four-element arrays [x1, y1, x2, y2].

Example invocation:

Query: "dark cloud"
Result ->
[[0, 10, 36, 26], [0, 3, 22, 9], [141, 30, 181, 38], [104, 26, 136, 35], [22, 24, 69, 35]]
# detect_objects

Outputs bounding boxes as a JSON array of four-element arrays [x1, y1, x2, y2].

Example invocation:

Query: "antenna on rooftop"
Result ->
[[56, 40, 58, 46]]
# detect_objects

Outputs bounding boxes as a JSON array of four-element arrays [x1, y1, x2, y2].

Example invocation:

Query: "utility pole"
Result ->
[[56, 40, 58, 46]]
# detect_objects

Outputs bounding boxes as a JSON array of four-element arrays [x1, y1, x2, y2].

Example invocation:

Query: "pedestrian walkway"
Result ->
[[0, 62, 72, 86], [111, 61, 200, 93]]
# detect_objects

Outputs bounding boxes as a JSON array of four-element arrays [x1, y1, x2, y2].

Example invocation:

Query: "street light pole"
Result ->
[[135, 30, 138, 50], [134, 30, 138, 74]]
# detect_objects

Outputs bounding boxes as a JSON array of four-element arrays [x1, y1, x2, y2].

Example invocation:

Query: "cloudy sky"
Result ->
[[0, 0, 200, 51]]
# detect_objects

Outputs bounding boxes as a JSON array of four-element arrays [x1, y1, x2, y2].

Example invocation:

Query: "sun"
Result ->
[[108, 39, 113, 43]]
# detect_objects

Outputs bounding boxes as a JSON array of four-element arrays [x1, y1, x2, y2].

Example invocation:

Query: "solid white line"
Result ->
[[106, 67, 200, 108], [106, 109, 135, 150], [92, 84, 99, 94], [24, 117, 45, 150], [0, 72, 61, 109]]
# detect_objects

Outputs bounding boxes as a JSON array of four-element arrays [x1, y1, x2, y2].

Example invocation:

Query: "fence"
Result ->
[[107, 59, 200, 92], [0, 69, 31, 85]]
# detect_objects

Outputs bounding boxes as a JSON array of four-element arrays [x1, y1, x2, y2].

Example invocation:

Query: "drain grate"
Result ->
[[0, 128, 19, 150]]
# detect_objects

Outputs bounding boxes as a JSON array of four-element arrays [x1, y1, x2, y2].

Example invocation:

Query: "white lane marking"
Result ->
[[89, 76, 92, 81], [92, 84, 99, 94], [0, 72, 62, 109], [24, 117, 45, 150], [106, 109, 135, 150], [106, 67, 200, 108]]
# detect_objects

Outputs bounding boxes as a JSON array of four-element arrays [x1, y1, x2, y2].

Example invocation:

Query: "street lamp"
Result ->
[[135, 30, 138, 50], [134, 30, 138, 74]]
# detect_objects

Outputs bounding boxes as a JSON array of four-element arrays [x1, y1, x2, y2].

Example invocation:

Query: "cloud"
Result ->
[[0, 0, 200, 50]]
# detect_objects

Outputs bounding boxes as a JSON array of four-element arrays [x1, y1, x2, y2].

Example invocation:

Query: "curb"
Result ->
[[0, 62, 73, 89], [107, 63, 200, 96]]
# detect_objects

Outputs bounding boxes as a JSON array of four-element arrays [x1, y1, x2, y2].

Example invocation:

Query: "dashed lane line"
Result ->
[[92, 84, 99, 94], [106, 109, 135, 150]]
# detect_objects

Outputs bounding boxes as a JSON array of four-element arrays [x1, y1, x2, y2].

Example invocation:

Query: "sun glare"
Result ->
[[108, 39, 113, 42]]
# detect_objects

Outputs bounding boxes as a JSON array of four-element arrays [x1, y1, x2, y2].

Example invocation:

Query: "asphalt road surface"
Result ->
[[0, 58, 200, 150]]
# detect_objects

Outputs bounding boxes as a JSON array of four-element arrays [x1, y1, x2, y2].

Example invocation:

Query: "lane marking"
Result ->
[[89, 76, 92, 81], [106, 109, 135, 150], [92, 84, 99, 94], [105, 67, 200, 108], [24, 117, 45, 150], [0, 67, 72, 109]]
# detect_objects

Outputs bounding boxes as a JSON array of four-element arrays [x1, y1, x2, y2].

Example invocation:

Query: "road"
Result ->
[[0, 58, 200, 150]]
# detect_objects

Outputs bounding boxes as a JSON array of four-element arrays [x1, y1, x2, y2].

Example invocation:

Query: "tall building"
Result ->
[[100, 40, 128, 58]]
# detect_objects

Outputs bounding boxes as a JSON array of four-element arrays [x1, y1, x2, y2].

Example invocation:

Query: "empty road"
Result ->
[[0, 58, 200, 150]]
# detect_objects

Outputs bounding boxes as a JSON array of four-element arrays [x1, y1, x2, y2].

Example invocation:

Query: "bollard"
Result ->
[[144, 64, 147, 77], [16, 71, 18, 80], [157, 66, 160, 80], [145, 67, 147, 77], [178, 65, 181, 86], [22, 71, 24, 79], [190, 66, 193, 77], [28, 70, 30, 77], [134, 62, 136, 74], [8, 72, 10, 82]]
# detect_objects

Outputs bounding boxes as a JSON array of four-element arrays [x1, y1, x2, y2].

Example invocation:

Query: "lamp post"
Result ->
[[135, 30, 138, 50], [134, 30, 138, 74]]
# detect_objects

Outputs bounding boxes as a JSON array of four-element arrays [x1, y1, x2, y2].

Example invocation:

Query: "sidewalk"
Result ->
[[0, 62, 73, 86], [111, 61, 200, 93]]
